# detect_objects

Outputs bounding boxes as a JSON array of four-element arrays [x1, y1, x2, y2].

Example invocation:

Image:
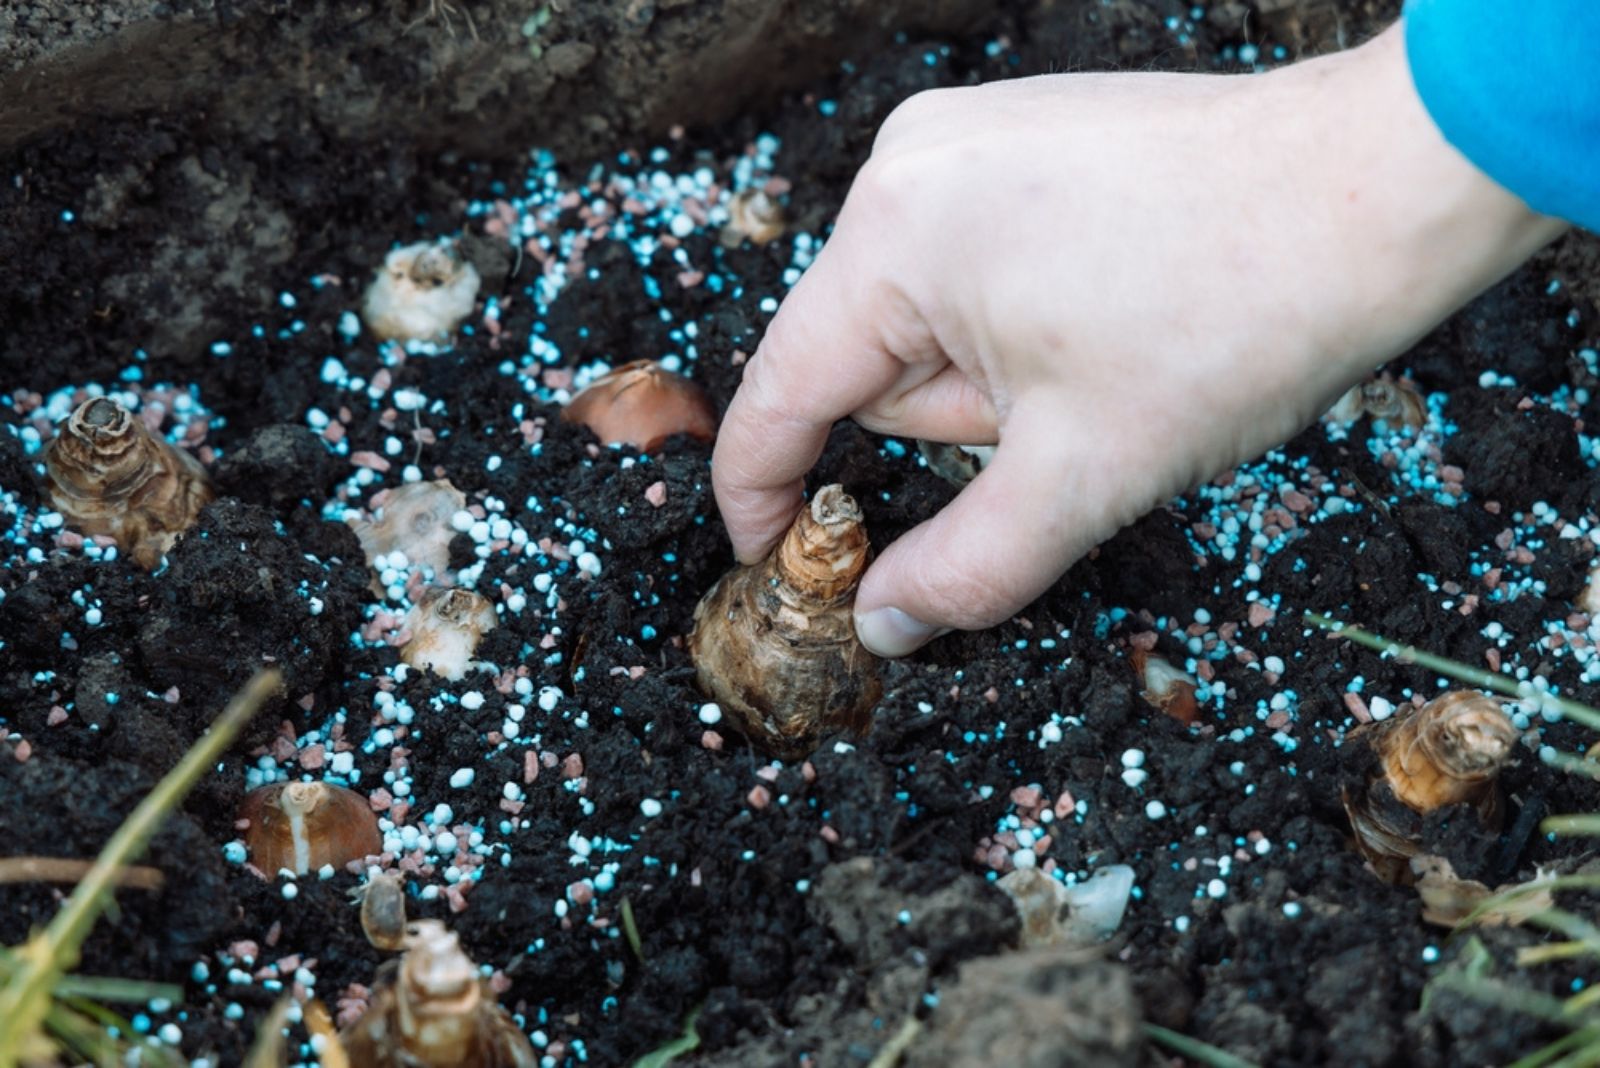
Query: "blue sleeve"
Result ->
[[1404, 0, 1600, 232]]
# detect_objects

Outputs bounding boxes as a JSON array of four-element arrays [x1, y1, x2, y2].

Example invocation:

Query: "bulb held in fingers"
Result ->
[[689, 484, 881, 758], [1341, 690, 1518, 883], [561, 360, 716, 453], [42, 397, 214, 569], [239, 781, 383, 877]]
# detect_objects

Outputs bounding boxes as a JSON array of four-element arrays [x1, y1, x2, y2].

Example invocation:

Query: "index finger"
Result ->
[[712, 237, 902, 563]]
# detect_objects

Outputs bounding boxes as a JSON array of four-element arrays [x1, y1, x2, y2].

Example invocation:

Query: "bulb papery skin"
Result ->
[[362, 239, 481, 342], [1341, 690, 1518, 884], [42, 397, 214, 568], [341, 920, 536, 1068], [401, 587, 497, 680], [689, 485, 882, 759]]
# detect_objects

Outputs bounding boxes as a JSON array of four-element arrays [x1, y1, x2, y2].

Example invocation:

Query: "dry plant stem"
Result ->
[[689, 485, 881, 758], [42, 397, 214, 568], [0, 670, 281, 1065], [0, 858, 163, 891]]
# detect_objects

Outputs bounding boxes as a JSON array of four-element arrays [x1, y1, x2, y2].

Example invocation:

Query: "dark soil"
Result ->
[[3, 2, 1600, 1067]]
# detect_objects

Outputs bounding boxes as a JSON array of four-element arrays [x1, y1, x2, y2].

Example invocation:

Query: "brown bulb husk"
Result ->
[[1341, 690, 1518, 884], [42, 397, 214, 569], [688, 484, 882, 758], [401, 587, 497, 680], [1128, 648, 1199, 726], [561, 360, 716, 453], [341, 920, 536, 1068], [239, 781, 383, 877]]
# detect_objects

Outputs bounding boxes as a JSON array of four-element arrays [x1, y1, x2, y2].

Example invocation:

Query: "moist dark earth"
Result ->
[[3, 2, 1600, 1066]]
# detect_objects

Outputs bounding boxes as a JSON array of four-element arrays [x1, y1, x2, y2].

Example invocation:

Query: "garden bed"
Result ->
[[3, 1, 1600, 1065]]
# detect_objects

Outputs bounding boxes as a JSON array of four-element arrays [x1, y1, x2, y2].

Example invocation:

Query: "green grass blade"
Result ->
[[0, 669, 281, 1065], [1304, 613, 1600, 730], [1507, 1027, 1599, 1068], [1143, 1024, 1261, 1068], [52, 974, 185, 1004], [633, 1005, 702, 1068]]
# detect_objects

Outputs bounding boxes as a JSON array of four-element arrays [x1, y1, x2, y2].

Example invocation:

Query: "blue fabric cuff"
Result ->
[[1404, 0, 1600, 232]]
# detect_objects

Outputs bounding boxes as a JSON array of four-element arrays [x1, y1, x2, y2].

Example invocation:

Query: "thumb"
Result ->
[[854, 416, 1109, 657]]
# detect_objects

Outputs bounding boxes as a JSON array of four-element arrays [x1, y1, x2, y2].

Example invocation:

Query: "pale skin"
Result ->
[[712, 20, 1569, 658]]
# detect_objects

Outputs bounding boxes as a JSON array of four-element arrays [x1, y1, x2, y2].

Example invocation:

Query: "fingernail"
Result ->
[[855, 606, 948, 658]]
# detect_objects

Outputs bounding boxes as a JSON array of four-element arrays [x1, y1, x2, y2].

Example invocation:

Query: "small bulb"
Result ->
[[353, 870, 408, 952], [400, 587, 497, 681], [1128, 648, 1199, 725], [689, 484, 881, 758], [917, 441, 995, 487], [42, 397, 214, 569], [238, 781, 383, 877], [348, 479, 466, 592], [719, 188, 786, 248], [362, 239, 482, 342], [997, 865, 1134, 948], [340, 920, 535, 1068], [1322, 373, 1426, 429], [561, 360, 717, 453], [1342, 690, 1518, 883]]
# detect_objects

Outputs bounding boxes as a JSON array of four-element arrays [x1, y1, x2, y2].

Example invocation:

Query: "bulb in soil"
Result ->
[[917, 441, 996, 487], [560, 360, 717, 453], [353, 870, 409, 952], [42, 396, 214, 569], [688, 484, 882, 758], [348, 479, 466, 594], [362, 239, 481, 342], [341, 919, 536, 1068], [998, 865, 1134, 949], [239, 781, 383, 877], [719, 188, 786, 247], [1322, 373, 1426, 429], [1128, 648, 1199, 726], [1341, 690, 1518, 883], [1577, 562, 1600, 616], [401, 587, 497, 680]]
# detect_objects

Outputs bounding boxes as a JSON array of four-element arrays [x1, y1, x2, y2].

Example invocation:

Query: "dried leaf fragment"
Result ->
[[42, 397, 214, 568], [689, 484, 881, 758], [341, 920, 536, 1068], [1341, 690, 1518, 883], [1411, 854, 1555, 928]]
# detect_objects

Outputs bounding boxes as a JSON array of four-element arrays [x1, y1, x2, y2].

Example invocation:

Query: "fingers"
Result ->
[[852, 363, 999, 444], [854, 409, 1114, 657], [712, 239, 905, 563]]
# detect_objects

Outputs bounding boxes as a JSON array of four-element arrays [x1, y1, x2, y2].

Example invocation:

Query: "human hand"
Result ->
[[712, 22, 1565, 658]]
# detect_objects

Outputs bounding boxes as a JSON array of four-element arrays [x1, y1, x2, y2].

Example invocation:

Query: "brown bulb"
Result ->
[[239, 782, 383, 877], [719, 188, 786, 248], [401, 587, 497, 681], [42, 397, 214, 569], [1341, 690, 1518, 883], [1128, 648, 1198, 726], [348, 479, 466, 594], [341, 920, 536, 1068], [689, 484, 882, 758], [560, 361, 716, 453], [354, 870, 409, 952], [1359, 374, 1427, 429]]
